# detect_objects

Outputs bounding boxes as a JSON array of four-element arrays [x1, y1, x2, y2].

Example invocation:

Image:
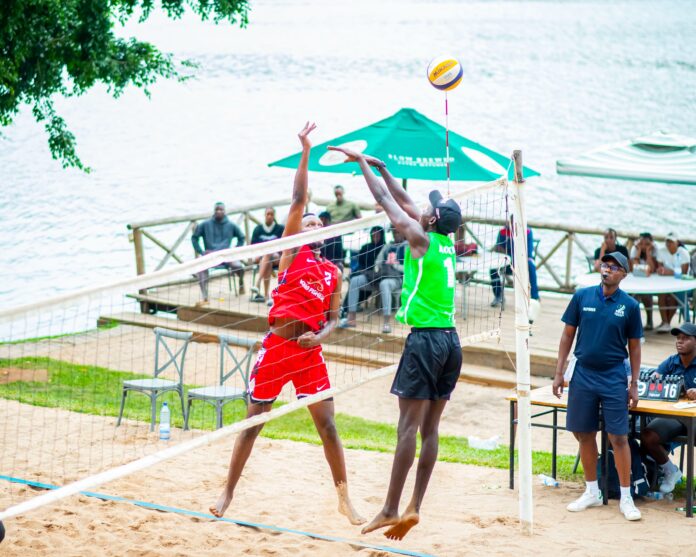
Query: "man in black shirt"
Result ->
[[593, 228, 629, 272], [318, 211, 345, 269], [250, 207, 284, 305], [192, 202, 246, 304]]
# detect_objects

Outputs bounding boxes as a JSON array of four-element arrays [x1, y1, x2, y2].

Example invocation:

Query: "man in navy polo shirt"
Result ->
[[640, 323, 696, 493], [553, 251, 643, 521]]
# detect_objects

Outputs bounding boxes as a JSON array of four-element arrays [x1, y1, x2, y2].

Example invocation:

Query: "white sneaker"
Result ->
[[659, 467, 683, 493], [619, 496, 641, 521], [656, 323, 671, 334], [567, 490, 602, 512]]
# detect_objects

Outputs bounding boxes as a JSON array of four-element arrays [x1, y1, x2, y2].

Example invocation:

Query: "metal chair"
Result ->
[[585, 255, 596, 272], [116, 327, 192, 431], [184, 334, 257, 430]]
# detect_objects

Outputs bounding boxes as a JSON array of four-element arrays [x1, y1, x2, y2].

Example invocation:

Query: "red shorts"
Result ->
[[248, 333, 331, 402]]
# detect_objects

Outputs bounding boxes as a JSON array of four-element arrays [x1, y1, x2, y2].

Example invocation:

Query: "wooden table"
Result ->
[[508, 385, 696, 517]]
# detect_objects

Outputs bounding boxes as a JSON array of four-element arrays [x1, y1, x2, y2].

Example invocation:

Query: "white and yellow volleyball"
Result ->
[[426, 56, 463, 91]]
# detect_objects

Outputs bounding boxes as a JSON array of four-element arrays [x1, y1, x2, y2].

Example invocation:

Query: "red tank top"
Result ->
[[269, 245, 339, 332]]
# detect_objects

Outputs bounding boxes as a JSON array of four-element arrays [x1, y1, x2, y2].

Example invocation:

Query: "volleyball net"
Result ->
[[0, 176, 514, 522]]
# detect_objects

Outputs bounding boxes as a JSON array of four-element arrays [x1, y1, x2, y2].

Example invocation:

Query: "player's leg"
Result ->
[[210, 400, 273, 517], [307, 399, 365, 525], [385, 399, 447, 540], [386, 330, 461, 539], [362, 398, 429, 534], [565, 365, 603, 511], [211, 334, 282, 517]]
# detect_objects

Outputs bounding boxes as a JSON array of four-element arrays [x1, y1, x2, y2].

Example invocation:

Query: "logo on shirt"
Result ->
[[299, 279, 325, 301], [324, 271, 332, 286], [614, 304, 625, 317], [582, 307, 596, 312], [438, 245, 455, 255]]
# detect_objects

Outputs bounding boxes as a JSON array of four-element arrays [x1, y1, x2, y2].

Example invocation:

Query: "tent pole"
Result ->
[[511, 149, 533, 536]]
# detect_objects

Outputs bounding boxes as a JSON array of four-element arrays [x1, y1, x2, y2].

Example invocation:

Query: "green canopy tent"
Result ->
[[268, 108, 539, 188]]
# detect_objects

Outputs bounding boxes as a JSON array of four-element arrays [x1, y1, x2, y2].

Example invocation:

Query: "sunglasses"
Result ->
[[600, 263, 623, 272]]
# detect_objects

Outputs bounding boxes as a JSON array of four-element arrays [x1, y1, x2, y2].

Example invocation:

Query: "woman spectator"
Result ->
[[630, 232, 658, 330], [655, 233, 691, 333]]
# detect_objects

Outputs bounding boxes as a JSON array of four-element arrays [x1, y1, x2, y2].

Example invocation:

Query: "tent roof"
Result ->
[[269, 108, 539, 182], [556, 132, 696, 185]]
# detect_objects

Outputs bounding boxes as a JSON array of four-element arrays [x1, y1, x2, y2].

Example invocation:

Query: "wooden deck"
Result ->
[[100, 273, 681, 383]]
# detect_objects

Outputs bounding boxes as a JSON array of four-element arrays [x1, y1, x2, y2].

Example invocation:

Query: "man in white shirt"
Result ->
[[655, 233, 691, 333]]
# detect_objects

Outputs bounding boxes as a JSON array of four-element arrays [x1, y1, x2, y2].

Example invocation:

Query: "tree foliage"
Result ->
[[0, 0, 250, 170]]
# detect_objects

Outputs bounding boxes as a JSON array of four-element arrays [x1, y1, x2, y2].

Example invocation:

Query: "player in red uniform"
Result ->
[[210, 123, 364, 525]]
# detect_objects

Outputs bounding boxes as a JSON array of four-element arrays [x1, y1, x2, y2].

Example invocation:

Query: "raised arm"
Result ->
[[328, 146, 428, 257], [343, 152, 419, 220], [283, 122, 317, 238]]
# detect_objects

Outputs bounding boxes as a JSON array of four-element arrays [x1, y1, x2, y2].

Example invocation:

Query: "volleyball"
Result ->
[[427, 56, 463, 91]]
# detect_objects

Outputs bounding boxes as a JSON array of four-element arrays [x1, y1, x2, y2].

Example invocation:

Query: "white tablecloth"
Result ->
[[575, 272, 696, 295]]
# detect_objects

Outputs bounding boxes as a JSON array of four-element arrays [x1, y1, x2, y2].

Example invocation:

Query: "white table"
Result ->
[[575, 272, 696, 322]]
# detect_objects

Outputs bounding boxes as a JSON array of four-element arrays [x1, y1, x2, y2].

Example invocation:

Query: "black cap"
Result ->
[[429, 190, 462, 235], [601, 251, 629, 273], [671, 323, 696, 338]]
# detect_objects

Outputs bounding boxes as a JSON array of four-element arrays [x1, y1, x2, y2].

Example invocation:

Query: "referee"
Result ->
[[552, 252, 643, 521]]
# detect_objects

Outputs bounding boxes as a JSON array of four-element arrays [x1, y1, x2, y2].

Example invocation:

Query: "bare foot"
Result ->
[[336, 483, 366, 525], [209, 492, 231, 518], [361, 510, 399, 535], [384, 510, 420, 540]]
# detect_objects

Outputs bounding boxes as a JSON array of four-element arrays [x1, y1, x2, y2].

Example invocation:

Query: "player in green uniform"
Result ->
[[328, 145, 463, 540]]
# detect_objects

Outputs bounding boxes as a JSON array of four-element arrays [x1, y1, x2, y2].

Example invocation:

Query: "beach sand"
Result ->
[[0, 321, 681, 555], [0, 396, 688, 557]]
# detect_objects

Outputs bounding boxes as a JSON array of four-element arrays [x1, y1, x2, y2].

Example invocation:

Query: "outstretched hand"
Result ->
[[327, 145, 363, 163], [327, 146, 386, 168], [298, 122, 317, 150]]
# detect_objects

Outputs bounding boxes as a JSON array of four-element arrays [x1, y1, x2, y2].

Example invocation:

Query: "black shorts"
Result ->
[[646, 417, 687, 445], [391, 328, 462, 400]]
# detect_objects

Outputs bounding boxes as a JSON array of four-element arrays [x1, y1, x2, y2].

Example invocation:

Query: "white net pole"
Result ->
[[510, 151, 533, 534]]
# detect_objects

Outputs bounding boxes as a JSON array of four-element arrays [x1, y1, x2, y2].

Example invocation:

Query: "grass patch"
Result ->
[[0, 320, 119, 345], [0, 357, 582, 480]]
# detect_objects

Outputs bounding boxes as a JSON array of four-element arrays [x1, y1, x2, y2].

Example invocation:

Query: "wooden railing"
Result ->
[[126, 198, 376, 276], [127, 200, 695, 295], [463, 216, 696, 293]]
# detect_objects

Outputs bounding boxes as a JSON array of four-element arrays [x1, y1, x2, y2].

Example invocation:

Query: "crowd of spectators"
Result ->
[[593, 229, 693, 332]]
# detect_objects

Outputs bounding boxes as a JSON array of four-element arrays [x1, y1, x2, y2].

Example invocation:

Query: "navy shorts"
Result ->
[[391, 328, 462, 400], [566, 363, 629, 435]]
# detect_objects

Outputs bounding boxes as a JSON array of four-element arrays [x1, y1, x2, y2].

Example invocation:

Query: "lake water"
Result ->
[[1, 0, 695, 307]]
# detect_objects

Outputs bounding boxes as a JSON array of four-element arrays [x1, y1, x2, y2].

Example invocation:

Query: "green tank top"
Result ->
[[396, 232, 456, 328]]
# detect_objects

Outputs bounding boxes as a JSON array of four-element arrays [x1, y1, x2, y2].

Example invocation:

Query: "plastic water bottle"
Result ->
[[646, 491, 673, 501], [468, 435, 500, 450], [159, 402, 170, 441], [674, 252, 682, 279], [538, 474, 559, 487]]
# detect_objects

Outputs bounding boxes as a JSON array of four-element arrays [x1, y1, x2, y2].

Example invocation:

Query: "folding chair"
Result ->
[[184, 334, 257, 430], [116, 327, 192, 431]]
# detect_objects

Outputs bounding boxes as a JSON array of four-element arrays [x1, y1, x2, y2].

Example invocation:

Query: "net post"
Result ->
[[510, 149, 533, 535]]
